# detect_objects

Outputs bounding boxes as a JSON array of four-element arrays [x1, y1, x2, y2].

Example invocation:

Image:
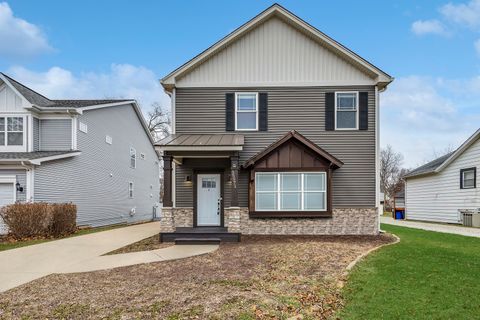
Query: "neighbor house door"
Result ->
[[197, 174, 221, 226]]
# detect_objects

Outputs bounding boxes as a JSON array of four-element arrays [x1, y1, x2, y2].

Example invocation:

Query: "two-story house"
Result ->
[[156, 4, 393, 242], [0, 73, 160, 234]]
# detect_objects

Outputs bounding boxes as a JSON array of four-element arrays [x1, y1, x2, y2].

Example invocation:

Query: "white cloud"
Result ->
[[381, 76, 480, 168], [440, 0, 480, 29], [7, 64, 170, 114], [0, 2, 52, 59], [411, 19, 449, 36]]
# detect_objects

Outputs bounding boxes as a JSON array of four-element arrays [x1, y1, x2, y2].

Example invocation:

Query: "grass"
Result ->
[[339, 224, 480, 319], [0, 224, 128, 252]]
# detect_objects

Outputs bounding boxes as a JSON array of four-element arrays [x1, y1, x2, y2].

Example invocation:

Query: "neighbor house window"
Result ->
[[235, 93, 258, 130], [255, 172, 327, 211], [461, 168, 476, 189], [128, 182, 134, 198], [130, 147, 136, 168], [335, 92, 358, 130], [0, 117, 24, 146]]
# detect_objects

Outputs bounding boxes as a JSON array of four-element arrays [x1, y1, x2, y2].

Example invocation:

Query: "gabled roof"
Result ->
[[0, 73, 156, 146], [243, 130, 343, 169], [0, 72, 132, 110], [161, 3, 393, 92], [405, 128, 480, 179]]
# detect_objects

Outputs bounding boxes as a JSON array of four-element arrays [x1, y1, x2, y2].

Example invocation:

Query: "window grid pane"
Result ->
[[256, 172, 327, 211]]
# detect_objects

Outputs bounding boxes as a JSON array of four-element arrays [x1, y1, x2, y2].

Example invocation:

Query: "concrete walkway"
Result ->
[[0, 222, 218, 293], [381, 216, 480, 238]]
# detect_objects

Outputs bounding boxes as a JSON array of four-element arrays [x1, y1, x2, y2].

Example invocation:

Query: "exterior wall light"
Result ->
[[16, 182, 24, 192], [185, 175, 192, 182]]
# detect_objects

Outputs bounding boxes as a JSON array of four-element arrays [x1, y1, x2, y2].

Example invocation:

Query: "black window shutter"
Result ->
[[325, 92, 335, 131], [225, 93, 235, 131], [359, 92, 368, 130], [259, 92, 268, 131]]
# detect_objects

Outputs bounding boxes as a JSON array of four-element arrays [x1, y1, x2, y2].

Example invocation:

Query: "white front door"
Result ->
[[197, 174, 221, 226]]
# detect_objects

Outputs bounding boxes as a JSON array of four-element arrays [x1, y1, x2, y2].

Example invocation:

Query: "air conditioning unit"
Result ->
[[458, 209, 480, 227]]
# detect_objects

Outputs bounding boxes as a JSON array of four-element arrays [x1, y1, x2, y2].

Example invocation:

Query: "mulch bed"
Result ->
[[0, 234, 394, 319]]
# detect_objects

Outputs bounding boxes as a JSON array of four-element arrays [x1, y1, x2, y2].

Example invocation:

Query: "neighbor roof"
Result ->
[[161, 3, 393, 92], [405, 128, 480, 179], [0, 151, 81, 165], [404, 152, 454, 178], [156, 134, 244, 151], [0, 73, 133, 109]]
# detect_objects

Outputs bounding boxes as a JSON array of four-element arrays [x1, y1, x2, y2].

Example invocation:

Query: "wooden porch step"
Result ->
[[174, 238, 221, 245]]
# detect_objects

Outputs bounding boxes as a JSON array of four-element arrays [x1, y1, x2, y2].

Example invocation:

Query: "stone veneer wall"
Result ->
[[225, 207, 378, 235], [159, 207, 194, 233], [161, 207, 378, 235]]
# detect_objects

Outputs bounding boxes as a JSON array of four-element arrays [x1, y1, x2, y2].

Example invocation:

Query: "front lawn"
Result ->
[[0, 235, 392, 319], [0, 224, 128, 252], [339, 224, 480, 319]]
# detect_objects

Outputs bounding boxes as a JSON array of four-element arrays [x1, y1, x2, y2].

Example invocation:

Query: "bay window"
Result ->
[[255, 172, 327, 211]]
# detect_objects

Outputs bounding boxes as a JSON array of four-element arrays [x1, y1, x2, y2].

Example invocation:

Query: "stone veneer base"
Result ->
[[161, 207, 378, 235]]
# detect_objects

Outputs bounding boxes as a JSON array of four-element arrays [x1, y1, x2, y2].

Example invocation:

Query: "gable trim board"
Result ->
[[161, 4, 393, 92]]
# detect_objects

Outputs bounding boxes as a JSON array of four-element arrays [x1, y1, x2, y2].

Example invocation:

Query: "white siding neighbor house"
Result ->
[[404, 128, 480, 224], [0, 73, 161, 234]]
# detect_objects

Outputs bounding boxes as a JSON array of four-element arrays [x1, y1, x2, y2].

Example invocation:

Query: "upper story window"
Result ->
[[0, 116, 24, 148], [335, 92, 358, 130], [235, 93, 258, 131], [130, 147, 136, 168], [460, 167, 476, 189]]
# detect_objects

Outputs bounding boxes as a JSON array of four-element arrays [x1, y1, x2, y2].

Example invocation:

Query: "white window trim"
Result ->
[[130, 147, 137, 169], [79, 121, 88, 133], [334, 91, 359, 131], [128, 181, 134, 198], [234, 92, 258, 131], [0, 115, 27, 152], [255, 172, 327, 211], [462, 169, 475, 189]]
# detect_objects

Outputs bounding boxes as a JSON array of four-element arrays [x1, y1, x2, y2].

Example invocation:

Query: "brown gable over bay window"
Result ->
[[243, 130, 343, 218]]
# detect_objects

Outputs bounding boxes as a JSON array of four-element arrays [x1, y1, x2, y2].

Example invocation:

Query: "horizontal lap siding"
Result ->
[[40, 119, 72, 150], [33, 117, 40, 151], [406, 138, 480, 223], [175, 86, 376, 208], [34, 104, 160, 227]]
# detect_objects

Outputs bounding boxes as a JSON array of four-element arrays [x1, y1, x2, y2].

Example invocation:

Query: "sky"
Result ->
[[1, 0, 480, 168]]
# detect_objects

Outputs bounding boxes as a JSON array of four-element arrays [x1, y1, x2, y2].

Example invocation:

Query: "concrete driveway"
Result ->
[[381, 216, 480, 238], [0, 222, 218, 293]]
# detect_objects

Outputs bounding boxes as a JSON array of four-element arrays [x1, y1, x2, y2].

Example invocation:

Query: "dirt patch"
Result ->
[[105, 235, 173, 255], [0, 234, 394, 319]]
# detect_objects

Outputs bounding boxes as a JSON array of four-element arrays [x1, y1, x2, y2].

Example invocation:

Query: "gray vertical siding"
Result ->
[[33, 117, 40, 151], [0, 169, 26, 202], [40, 119, 72, 150], [34, 104, 160, 227], [175, 87, 376, 208]]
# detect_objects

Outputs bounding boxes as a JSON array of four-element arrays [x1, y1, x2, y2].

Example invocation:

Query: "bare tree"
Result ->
[[380, 145, 405, 210], [146, 102, 171, 142], [431, 144, 455, 160]]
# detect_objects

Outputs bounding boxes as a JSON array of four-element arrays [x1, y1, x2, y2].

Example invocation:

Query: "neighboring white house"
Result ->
[[404, 128, 480, 224]]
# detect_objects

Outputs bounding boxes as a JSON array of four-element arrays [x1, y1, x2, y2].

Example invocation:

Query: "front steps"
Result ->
[[160, 227, 241, 243]]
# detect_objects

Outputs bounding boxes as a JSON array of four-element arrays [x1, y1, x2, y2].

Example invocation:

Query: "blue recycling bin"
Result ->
[[395, 210, 404, 220]]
